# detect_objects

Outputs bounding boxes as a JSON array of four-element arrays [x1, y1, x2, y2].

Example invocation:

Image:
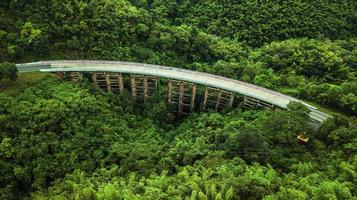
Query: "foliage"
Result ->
[[0, 0, 356, 199], [0, 79, 356, 199], [0, 0, 356, 114], [239, 39, 357, 114], [146, 0, 357, 47], [0, 62, 18, 81]]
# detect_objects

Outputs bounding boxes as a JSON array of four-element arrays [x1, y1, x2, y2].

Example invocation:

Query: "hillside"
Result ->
[[0, 1, 356, 199]]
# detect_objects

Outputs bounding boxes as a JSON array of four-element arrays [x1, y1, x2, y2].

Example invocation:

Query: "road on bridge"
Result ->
[[16, 60, 332, 123]]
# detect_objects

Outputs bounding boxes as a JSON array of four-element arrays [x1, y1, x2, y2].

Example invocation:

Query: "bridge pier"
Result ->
[[203, 87, 234, 112], [68, 72, 83, 83], [92, 72, 124, 93], [92, 72, 107, 91], [131, 75, 158, 103], [243, 96, 274, 110], [168, 80, 197, 114], [17, 61, 331, 124], [55, 72, 65, 79]]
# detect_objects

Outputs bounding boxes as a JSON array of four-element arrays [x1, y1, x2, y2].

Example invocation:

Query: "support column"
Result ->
[[55, 72, 65, 79], [92, 73, 98, 85], [229, 93, 234, 108], [243, 96, 258, 109], [178, 82, 185, 113], [144, 77, 148, 100], [215, 91, 222, 111], [118, 74, 124, 93], [203, 87, 234, 112], [92, 72, 107, 92], [257, 100, 274, 110], [168, 80, 173, 103], [131, 75, 158, 103], [106, 73, 124, 94], [131, 76, 137, 102], [243, 96, 274, 110], [68, 72, 83, 83], [105, 74, 111, 93], [190, 84, 197, 112], [167, 80, 196, 114], [203, 87, 209, 110]]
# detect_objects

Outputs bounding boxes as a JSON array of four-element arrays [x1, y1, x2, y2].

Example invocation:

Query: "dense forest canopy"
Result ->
[[0, 62, 18, 81], [0, 0, 356, 199]]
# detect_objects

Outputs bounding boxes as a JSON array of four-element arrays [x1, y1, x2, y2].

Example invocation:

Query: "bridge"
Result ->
[[16, 60, 331, 123]]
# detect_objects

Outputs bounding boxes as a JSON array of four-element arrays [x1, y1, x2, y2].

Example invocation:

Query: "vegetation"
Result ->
[[0, 0, 356, 199], [0, 62, 18, 81], [1, 79, 356, 199], [0, 72, 51, 96]]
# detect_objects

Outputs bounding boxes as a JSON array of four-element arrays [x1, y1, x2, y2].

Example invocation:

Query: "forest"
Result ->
[[0, 0, 356, 199]]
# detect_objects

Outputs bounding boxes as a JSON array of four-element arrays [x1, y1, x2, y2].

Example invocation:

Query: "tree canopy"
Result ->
[[0, 62, 18, 81], [0, 0, 356, 199], [0, 79, 356, 199]]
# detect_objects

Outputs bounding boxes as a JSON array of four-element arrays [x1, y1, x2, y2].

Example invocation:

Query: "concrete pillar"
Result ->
[[144, 77, 148, 101], [118, 74, 124, 93], [178, 81, 185, 113], [203, 87, 234, 112], [92, 72, 108, 92], [105, 73, 124, 94], [215, 91, 222, 111], [190, 84, 197, 112], [243, 96, 273, 110], [243, 96, 257, 109], [131, 75, 158, 103], [229, 93, 234, 108], [167, 79, 196, 114], [131, 75, 137, 102], [92, 73, 98, 84], [168, 80, 173, 103], [55, 72, 65, 79], [105, 74, 111, 92], [68, 72, 82, 83], [257, 100, 274, 110], [203, 87, 209, 110]]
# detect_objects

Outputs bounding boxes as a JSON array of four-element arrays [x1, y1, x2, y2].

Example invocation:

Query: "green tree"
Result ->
[[0, 62, 18, 81]]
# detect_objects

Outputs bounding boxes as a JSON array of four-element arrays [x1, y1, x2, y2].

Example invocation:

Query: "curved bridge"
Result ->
[[16, 60, 331, 123]]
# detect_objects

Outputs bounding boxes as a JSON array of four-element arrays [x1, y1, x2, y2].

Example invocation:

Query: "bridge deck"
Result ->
[[16, 60, 332, 123]]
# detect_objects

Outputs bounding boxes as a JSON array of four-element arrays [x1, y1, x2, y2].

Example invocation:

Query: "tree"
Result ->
[[0, 62, 18, 81], [227, 128, 270, 164], [0, 1, 356, 199]]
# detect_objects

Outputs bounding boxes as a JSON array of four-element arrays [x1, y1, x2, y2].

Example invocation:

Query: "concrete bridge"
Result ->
[[16, 60, 331, 123]]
